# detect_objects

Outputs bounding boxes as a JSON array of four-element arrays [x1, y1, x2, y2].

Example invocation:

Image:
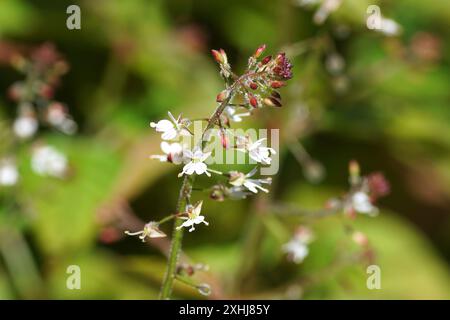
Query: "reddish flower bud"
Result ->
[[261, 55, 272, 65], [271, 91, 281, 99], [40, 84, 54, 99], [211, 49, 224, 64], [249, 82, 258, 90], [220, 130, 229, 149], [249, 95, 258, 108], [270, 81, 285, 88], [264, 97, 282, 107], [367, 172, 390, 200], [349, 160, 360, 185], [254, 44, 266, 58], [216, 89, 228, 102]]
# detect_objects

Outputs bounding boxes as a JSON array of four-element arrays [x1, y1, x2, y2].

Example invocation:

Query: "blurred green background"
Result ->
[[0, 0, 449, 299]]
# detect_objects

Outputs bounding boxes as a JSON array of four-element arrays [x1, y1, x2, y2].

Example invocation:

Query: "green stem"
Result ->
[[158, 85, 237, 299], [158, 175, 192, 299]]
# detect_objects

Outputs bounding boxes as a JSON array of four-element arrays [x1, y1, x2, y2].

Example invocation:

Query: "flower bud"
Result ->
[[349, 160, 360, 185], [254, 44, 266, 58], [220, 130, 229, 149], [249, 94, 258, 108], [271, 91, 281, 99], [261, 55, 272, 65], [211, 49, 224, 64], [216, 89, 228, 102], [352, 231, 369, 247], [210, 185, 226, 202], [271, 80, 285, 88], [264, 97, 282, 107], [249, 82, 258, 90]]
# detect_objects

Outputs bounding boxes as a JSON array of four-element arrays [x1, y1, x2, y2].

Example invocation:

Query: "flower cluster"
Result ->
[[8, 43, 77, 139], [0, 44, 73, 189], [327, 160, 390, 218], [126, 45, 293, 240]]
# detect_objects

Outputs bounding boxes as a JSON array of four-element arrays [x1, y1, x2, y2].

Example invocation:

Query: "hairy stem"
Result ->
[[158, 90, 235, 299]]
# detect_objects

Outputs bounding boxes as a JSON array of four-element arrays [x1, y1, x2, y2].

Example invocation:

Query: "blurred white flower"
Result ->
[[31, 145, 67, 178], [150, 141, 185, 165], [46, 103, 78, 135], [351, 191, 378, 216], [176, 201, 208, 232], [150, 111, 191, 140], [236, 136, 276, 165], [223, 106, 251, 122], [125, 222, 166, 242], [228, 167, 272, 193], [13, 115, 38, 139], [283, 227, 314, 264], [379, 18, 401, 36], [178, 148, 211, 177], [0, 160, 19, 186]]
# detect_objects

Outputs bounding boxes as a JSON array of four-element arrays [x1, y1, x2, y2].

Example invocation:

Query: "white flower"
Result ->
[[13, 116, 38, 139], [150, 111, 191, 140], [31, 145, 67, 178], [236, 136, 276, 165], [282, 227, 314, 264], [46, 103, 78, 135], [223, 106, 251, 123], [150, 142, 185, 165], [283, 240, 309, 263], [351, 191, 378, 216], [125, 222, 166, 242], [0, 160, 19, 186], [176, 201, 208, 232], [379, 18, 401, 36], [228, 167, 272, 193], [178, 148, 211, 177]]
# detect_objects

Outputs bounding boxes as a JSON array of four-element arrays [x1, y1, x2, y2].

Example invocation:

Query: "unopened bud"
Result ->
[[249, 95, 258, 108], [210, 185, 226, 202], [249, 82, 258, 90], [220, 130, 229, 149], [261, 55, 272, 65], [271, 81, 285, 89], [352, 231, 369, 247], [254, 44, 266, 58], [216, 90, 228, 102], [264, 97, 282, 108], [349, 160, 360, 185], [211, 49, 224, 64]]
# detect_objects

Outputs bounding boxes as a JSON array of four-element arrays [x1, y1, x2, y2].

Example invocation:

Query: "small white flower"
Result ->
[[283, 227, 314, 264], [176, 201, 208, 232], [46, 103, 78, 135], [125, 221, 166, 242], [236, 136, 276, 165], [379, 18, 401, 36], [351, 191, 378, 216], [228, 167, 272, 193], [283, 240, 309, 263], [31, 145, 67, 178], [150, 141, 185, 165], [178, 148, 211, 177], [223, 106, 251, 123], [0, 160, 19, 186], [13, 116, 38, 139], [150, 111, 191, 140]]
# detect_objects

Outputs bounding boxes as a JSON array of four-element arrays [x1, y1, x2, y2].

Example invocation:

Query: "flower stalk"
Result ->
[[159, 93, 234, 299]]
